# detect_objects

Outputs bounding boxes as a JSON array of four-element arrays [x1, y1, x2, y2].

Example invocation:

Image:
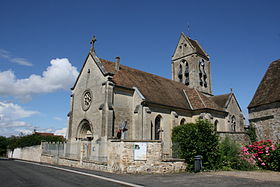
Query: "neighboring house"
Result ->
[[248, 59, 280, 143], [67, 33, 246, 159]]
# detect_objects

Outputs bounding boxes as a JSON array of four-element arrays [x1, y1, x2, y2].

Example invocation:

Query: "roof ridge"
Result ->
[[100, 58, 195, 91], [195, 89, 206, 108]]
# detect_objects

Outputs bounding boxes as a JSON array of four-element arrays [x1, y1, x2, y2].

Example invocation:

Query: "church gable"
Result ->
[[172, 33, 195, 60], [69, 54, 109, 140], [172, 33, 208, 61]]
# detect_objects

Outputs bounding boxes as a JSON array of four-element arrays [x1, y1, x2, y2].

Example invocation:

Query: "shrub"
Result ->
[[241, 139, 280, 171], [247, 124, 257, 143], [267, 144, 280, 171], [172, 119, 220, 171], [219, 137, 257, 170], [219, 137, 240, 169], [0, 136, 8, 156]]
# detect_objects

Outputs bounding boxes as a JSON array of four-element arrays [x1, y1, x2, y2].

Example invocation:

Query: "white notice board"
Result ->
[[134, 143, 147, 161]]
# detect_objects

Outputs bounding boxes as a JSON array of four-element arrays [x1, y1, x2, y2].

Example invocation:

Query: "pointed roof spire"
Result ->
[[90, 35, 97, 55]]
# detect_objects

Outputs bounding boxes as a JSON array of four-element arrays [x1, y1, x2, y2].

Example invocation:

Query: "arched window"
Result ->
[[214, 120, 218, 131], [180, 118, 186, 125], [231, 116, 236, 132], [155, 115, 161, 140], [199, 59, 207, 88], [185, 63, 189, 86], [178, 64, 183, 83]]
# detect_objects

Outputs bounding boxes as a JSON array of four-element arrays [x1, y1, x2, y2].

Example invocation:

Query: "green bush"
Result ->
[[219, 137, 240, 169], [267, 144, 280, 171], [172, 119, 220, 171], [247, 124, 257, 143], [0, 136, 8, 156], [219, 137, 256, 170]]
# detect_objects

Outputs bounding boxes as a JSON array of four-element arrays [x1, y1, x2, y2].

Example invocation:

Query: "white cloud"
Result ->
[[0, 101, 38, 136], [54, 127, 67, 137], [0, 49, 32, 66], [14, 129, 33, 136], [0, 58, 79, 100], [53, 117, 64, 121]]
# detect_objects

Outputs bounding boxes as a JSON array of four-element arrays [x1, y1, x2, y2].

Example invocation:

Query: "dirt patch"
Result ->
[[203, 171, 280, 182]]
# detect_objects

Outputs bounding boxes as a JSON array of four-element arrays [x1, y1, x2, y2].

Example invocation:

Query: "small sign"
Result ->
[[134, 143, 147, 161]]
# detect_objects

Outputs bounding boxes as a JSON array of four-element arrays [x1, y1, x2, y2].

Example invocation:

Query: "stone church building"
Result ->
[[67, 33, 246, 159], [248, 59, 280, 143]]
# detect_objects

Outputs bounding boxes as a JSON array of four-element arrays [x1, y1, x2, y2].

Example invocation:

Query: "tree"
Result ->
[[0, 136, 8, 156], [172, 119, 220, 171]]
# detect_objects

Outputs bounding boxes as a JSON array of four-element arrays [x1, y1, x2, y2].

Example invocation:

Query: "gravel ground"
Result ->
[[203, 171, 280, 182]]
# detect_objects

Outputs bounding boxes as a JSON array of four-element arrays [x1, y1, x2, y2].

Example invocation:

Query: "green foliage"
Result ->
[[219, 137, 256, 171], [7, 134, 65, 151], [219, 137, 240, 168], [172, 119, 220, 171], [0, 136, 9, 156], [268, 144, 280, 171], [247, 124, 257, 143]]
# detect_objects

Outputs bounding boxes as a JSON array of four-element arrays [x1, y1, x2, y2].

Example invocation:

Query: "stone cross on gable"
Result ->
[[90, 35, 97, 54]]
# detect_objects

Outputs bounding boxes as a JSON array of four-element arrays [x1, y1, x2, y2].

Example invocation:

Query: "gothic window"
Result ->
[[199, 62, 203, 86], [231, 115, 236, 132], [178, 64, 183, 83], [151, 122, 153, 140], [180, 118, 186, 125], [199, 59, 207, 88], [214, 120, 218, 131], [155, 115, 161, 140], [185, 63, 189, 86]]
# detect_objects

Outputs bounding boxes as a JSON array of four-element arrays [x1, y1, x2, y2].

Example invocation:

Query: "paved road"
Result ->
[[0, 159, 279, 187]]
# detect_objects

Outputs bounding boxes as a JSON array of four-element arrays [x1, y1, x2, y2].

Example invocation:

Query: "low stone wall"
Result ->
[[40, 140, 186, 174], [8, 145, 42, 162], [107, 140, 186, 173], [40, 154, 108, 172], [218, 132, 250, 145]]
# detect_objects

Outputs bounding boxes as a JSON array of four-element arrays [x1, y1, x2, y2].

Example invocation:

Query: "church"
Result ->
[[67, 33, 247, 159]]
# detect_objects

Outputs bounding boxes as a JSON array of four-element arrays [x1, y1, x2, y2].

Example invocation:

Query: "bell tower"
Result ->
[[172, 33, 212, 95]]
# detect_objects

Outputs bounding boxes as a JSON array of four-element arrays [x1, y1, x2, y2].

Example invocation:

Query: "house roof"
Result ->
[[211, 93, 231, 108], [248, 59, 280, 108], [188, 38, 208, 59], [99, 57, 225, 112]]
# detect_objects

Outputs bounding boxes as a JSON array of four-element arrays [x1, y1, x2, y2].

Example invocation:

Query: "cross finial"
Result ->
[[90, 35, 97, 54]]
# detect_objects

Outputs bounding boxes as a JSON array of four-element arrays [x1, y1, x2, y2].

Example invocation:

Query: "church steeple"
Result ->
[[171, 33, 212, 95]]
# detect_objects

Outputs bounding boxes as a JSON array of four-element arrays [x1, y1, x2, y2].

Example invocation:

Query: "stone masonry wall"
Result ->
[[218, 132, 250, 145], [249, 103, 280, 143], [40, 140, 186, 174], [107, 140, 186, 174]]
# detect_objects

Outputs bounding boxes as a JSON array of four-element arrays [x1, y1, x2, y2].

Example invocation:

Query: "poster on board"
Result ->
[[134, 142, 147, 160]]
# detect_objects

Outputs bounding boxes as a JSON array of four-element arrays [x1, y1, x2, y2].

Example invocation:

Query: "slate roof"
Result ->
[[100, 58, 225, 112], [248, 59, 280, 108], [211, 94, 231, 108], [188, 38, 208, 59]]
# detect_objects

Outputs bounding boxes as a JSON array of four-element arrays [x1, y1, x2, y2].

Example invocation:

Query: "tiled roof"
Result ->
[[248, 59, 280, 108], [188, 38, 208, 59], [211, 94, 231, 108], [100, 58, 224, 112]]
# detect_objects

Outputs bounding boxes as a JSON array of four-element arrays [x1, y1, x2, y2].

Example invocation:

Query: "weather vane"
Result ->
[[90, 35, 97, 54]]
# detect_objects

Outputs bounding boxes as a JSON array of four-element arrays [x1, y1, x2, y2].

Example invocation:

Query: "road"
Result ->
[[0, 159, 279, 187]]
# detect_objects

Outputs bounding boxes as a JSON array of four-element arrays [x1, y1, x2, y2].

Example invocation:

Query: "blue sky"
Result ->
[[0, 0, 279, 136]]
